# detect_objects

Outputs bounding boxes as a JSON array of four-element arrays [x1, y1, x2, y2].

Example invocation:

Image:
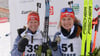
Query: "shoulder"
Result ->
[[35, 30, 43, 37], [75, 23, 82, 29], [17, 26, 26, 37], [53, 32, 61, 40], [75, 23, 82, 39], [54, 32, 61, 37]]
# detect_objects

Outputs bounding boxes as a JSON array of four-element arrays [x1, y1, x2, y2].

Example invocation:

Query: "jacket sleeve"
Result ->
[[51, 32, 62, 56], [11, 36, 23, 56]]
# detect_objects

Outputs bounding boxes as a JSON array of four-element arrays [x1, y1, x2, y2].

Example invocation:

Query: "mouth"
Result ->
[[31, 26, 34, 29], [64, 24, 71, 27], [30, 26, 36, 29]]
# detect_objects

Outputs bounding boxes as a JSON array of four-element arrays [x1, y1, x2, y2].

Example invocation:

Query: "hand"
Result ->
[[18, 32, 33, 52], [42, 43, 49, 53], [51, 41, 58, 51], [21, 31, 32, 41], [18, 38, 29, 52], [17, 26, 26, 36]]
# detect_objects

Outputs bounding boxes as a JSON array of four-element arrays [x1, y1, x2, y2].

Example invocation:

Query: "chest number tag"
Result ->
[[27, 44, 39, 52], [62, 43, 74, 52]]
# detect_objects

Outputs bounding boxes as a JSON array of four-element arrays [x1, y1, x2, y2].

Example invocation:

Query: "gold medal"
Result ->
[[55, 35, 61, 44]]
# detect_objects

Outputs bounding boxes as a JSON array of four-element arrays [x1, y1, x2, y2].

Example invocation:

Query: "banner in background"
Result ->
[[9, 0, 83, 49], [9, 0, 100, 49]]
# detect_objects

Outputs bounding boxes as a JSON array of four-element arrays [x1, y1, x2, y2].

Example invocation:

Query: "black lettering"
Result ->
[[83, 7, 87, 34], [63, 53, 76, 56], [21, 10, 32, 14], [68, 43, 73, 52], [62, 44, 67, 52], [27, 45, 33, 52], [26, 54, 35, 56], [34, 45, 39, 50], [62, 43, 74, 52], [88, 6, 92, 34]]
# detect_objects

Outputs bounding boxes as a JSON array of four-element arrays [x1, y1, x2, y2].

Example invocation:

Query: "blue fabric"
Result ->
[[11, 29, 52, 56], [51, 32, 62, 56], [11, 36, 23, 56], [11, 29, 36, 56]]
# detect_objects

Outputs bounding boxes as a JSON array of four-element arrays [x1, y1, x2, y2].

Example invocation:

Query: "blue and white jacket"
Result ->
[[11, 28, 43, 56]]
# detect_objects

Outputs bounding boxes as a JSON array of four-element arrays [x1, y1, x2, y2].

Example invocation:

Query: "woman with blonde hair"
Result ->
[[11, 11, 44, 56], [51, 8, 82, 56]]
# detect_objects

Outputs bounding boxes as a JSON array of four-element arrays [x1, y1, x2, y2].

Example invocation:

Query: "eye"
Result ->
[[68, 18, 72, 20], [62, 18, 66, 21], [30, 21, 33, 23], [34, 21, 38, 23]]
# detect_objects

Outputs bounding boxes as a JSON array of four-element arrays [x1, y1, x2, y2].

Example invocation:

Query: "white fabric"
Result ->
[[59, 32, 82, 56], [24, 30, 43, 56]]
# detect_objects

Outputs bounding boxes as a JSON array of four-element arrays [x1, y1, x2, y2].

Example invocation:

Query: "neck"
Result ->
[[67, 29, 71, 32], [61, 26, 71, 36], [28, 28, 37, 34]]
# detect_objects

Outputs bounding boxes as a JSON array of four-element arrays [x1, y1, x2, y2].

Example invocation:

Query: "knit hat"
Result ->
[[60, 8, 75, 21], [27, 11, 40, 24]]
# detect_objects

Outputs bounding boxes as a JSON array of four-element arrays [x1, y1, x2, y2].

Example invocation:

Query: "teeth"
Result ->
[[64, 25, 69, 26], [32, 26, 34, 28], [64, 24, 71, 27]]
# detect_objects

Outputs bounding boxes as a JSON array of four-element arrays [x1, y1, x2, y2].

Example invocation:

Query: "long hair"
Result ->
[[58, 16, 81, 29]]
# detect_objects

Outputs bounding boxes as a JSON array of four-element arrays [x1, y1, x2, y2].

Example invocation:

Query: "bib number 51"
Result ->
[[62, 43, 73, 52]]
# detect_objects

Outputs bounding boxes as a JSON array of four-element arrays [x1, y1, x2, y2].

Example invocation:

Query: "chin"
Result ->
[[64, 27, 70, 29], [32, 29, 36, 32], [65, 28, 71, 30]]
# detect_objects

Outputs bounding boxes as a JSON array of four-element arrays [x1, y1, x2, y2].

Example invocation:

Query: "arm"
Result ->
[[51, 32, 62, 56], [11, 36, 23, 56]]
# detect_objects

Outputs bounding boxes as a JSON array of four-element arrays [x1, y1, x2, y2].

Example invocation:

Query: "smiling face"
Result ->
[[60, 16, 74, 31], [27, 19, 39, 33], [27, 11, 40, 33]]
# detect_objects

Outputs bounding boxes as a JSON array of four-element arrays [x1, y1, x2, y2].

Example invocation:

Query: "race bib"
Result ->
[[59, 35, 82, 56], [25, 39, 42, 56]]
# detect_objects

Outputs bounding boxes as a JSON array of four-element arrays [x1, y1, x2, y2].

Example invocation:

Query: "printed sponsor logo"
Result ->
[[94, 5, 100, 11], [49, 21, 57, 27], [19, 0, 34, 3], [37, 3, 41, 8], [83, 7, 87, 34], [62, 13, 74, 17], [49, 21, 57, 25], [88, 6, 92, 34], [21, 10, 32, 14], [30, 16, 38, 19], [72, 4, 79, 15], [50, 6, 54, 15], [0, 17, 8, 23]]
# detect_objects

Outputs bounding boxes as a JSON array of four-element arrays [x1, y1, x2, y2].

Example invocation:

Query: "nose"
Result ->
[[64, 20, 69, 24]]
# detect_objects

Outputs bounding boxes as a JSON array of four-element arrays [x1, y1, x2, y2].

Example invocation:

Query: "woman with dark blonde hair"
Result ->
[[11, 11, 44, 56], [51, 8, 82, 56]]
